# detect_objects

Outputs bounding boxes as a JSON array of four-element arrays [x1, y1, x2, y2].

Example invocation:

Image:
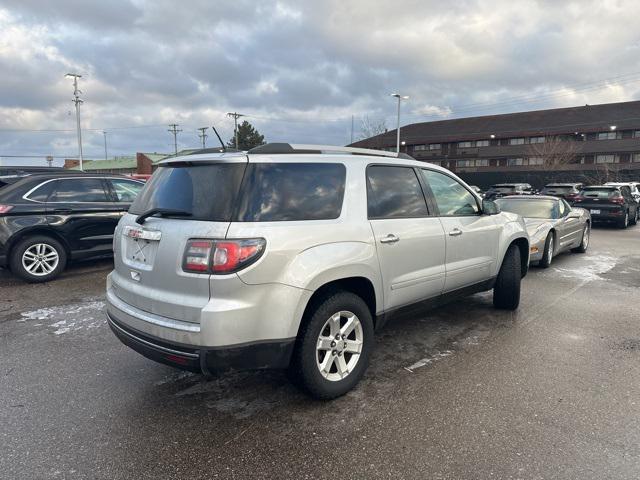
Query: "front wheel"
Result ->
[[9, 235, 67, 283], [290, 291, 374, 400], [493, 245, 522, 310]]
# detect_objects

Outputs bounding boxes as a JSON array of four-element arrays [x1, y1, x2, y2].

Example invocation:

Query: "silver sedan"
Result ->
[[495, 195, 591, 268]]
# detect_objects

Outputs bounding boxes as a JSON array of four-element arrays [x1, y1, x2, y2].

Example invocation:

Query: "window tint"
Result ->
[[129, 163, 246, 221], [366, 166, 428, 218], [422, 169, 479, 216], [235, 163, 345, 222], [110, 179, 144, 203], [50, 178, 110, 203], [28, 181, 56, 202]]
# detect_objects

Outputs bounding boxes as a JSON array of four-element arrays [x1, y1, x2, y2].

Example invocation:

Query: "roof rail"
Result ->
[[248, 143, 414, 160]]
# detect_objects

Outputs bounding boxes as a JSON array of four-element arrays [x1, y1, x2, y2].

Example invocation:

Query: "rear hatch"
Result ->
[[110, 155, 247, 323], [574, 187, 624, 215]]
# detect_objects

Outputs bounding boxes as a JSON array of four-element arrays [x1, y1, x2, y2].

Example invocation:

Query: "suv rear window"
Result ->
[[580, 187, 618, 198], [235, 163, 346, 221], [129, 163, 246, 221]]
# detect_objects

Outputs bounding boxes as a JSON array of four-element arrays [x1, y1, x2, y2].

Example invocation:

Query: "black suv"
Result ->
[[540, 183, 584, 203], [573, 185, 639, 228], [0, 173, 144, 282]]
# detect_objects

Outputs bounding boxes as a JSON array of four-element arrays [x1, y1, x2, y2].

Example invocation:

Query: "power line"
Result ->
[[197, 127, 208, 148], [226, 112, 244, 149]]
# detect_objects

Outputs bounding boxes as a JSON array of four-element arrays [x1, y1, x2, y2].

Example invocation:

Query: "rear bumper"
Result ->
[[107, 310, 295, 373]]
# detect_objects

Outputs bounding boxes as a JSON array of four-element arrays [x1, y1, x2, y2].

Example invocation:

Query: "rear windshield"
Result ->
[[542, 186, 574, 193], [496, 198, 558, 219], [580, 188, 619, 198], [129, 163, 246, 221], [491, 185, 517, 192], [235, 163, 346, 221]]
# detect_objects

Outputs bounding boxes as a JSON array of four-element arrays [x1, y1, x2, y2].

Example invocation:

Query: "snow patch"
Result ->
[[404, 350, 454, 372], [19, 301, 105, 335], [545, 254, 617, 281]]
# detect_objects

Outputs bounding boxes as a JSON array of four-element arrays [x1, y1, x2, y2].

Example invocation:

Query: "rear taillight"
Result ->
[[182, 238, 266, 274], [572, 196, 584, 203], [611, 195, 625, 204], [0, 205, 13, 214]]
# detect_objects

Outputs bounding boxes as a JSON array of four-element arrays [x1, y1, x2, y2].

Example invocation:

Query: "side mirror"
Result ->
[[482, 198, 500, 215], [567, 210, 580, 219]]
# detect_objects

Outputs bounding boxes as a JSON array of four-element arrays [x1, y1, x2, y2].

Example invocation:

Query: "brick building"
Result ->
[[64, 152, 169, 174], [351, 100, 640, 188]]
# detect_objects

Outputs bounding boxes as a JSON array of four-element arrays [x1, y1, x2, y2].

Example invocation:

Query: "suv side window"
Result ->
[[50, 178, 110, 203], [235, 163, 346, 222], [109, 179, 144, 203], [27, 181, 56, 202], [366, 166, 429, 219], [421, 169, 479, 216]]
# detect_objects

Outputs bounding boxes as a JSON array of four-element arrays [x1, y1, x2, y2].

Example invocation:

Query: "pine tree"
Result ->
[[227, 120, 266, 150]]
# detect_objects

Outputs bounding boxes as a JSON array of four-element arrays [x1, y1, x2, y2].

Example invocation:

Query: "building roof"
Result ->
[[351, 100, 640, 147], [70, 152, 169, 170]]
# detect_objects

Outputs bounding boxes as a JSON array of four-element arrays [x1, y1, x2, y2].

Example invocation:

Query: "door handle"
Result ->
[[448, 228, 463, 236], [380, 234, 400, 244]]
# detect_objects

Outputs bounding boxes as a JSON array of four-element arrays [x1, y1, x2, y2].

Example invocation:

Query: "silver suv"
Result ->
[[106, 144, 529, 399]]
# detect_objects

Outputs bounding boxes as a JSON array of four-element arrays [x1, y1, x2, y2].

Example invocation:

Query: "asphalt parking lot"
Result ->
[[1, 226, 640, 479]]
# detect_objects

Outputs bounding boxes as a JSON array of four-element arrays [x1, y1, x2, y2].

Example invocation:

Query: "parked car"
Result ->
[[573, 185, 638, 228], [106, 143, 530, 399], [540, 183, 584, 203], [604, 182, 640, 203], [469, 185, 484, 197], [485, 183, 535, 200], [0, 173, 144, 282], [495, 196, 590, 268]]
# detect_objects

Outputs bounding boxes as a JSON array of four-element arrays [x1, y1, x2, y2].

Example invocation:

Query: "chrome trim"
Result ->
[[22, 176, 144, 204], [107, 314, 199, 359], [106, 287, 201, 333], [123, 226, 162, 241]]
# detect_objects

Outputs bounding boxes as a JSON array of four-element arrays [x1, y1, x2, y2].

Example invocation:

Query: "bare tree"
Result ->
[[527, 135, 579, 169], [358, 116, 388, 141]]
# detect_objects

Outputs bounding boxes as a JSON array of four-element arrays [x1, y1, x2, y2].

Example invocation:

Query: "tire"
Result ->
[[572, 224, 590, 253], [9, 235, 67, 283], [290, 290, 374, 400], [493, 245, 522, 311], [631, 208, 638, 226], [618, 211, 629, 229], [538, 232, 554, 269]]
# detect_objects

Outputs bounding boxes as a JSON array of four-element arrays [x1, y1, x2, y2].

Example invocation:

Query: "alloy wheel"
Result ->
[[582, 225, 590, 249], [316, 311, 363, 382], [547, 237, 554, 264], [21, 243, 59, 276]]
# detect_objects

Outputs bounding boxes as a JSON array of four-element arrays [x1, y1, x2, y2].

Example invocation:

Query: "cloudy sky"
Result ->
[[1, 0, 640, 166]]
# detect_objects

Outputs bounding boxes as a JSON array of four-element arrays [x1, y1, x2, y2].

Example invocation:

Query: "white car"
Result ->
[[605, 182, 640, 203], [106, 144, 530, 399]]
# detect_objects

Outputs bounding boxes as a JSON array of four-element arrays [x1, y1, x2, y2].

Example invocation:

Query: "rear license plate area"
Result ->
[[590, 209, 601, 215]]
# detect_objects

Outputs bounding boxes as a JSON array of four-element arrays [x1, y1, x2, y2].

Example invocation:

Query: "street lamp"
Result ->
[[65, 73, 84, 170], [391, 93, 409, 153], [610, 125, 617, 131]]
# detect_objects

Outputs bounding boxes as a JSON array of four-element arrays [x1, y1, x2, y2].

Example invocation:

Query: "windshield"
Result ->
[[490, 185, 517, 192], [129, 163, 246, 221], [495, 198, 559, 219], [580, 188, 618, 199]]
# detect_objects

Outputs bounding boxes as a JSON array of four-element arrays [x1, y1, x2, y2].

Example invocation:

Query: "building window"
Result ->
[[476, 159, 489, 167], [509, 138, 525, 145], [507, 158, 525, 166], [597, 132, 618, 140], [475, 140, 489, 147], [529, 136, 545, 144], [413, 144, 427, 151], [429, 160, 441, 166], [633, 131, 640, 139], [458, 141, 472, 148], [528, 157, 544, 165], [595, 154, 618, 164], [457, 160, 475, 167], [633, 153, 640, 162], [429, 143, 441, 150]]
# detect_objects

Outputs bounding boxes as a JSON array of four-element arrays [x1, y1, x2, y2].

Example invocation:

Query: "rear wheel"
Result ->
[[9, 235, 67, 283], [618, 211, 629, 229], [493, 245, 522, 311], [538, 232, 554, 268], [631, 208, 638, 226], [290, 291, 373, 400], [572, 224, 590, 253]]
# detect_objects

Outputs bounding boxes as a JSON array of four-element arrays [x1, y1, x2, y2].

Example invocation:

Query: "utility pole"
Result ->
[[390, 93, 409, 153], [66, 73, 84, 170], [168, 124, 182, 155], [350, 115, 354, 144], [102, 131, 108, 160], [226, 112, 244, 150], [197, 127, 208, 148]]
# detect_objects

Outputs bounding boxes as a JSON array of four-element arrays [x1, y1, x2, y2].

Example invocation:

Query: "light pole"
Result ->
[[103, 131, 108, 160], [66, 73, 84, 170], [391, 93, 409, 153]]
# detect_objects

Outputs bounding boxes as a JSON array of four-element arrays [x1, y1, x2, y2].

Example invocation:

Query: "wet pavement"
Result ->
[[1, 226, 639, 479]]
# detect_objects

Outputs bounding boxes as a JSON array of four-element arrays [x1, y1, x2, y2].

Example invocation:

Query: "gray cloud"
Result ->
[[1, 0, 640, 165]]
